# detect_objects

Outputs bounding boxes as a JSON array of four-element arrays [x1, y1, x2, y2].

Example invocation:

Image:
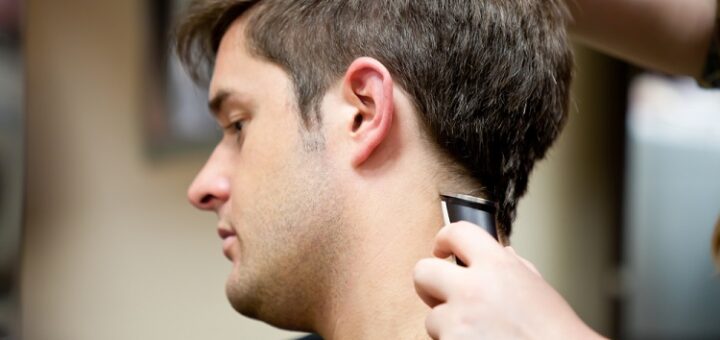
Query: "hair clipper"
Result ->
[[440, 193, 498, 266]]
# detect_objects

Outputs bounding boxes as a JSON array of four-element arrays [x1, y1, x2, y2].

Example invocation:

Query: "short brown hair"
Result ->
[[176, 0, 573, 236]]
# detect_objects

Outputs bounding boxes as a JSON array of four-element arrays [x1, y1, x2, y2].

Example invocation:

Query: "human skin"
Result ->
[[187, 11, 473, 339], [419, 1, 720, 338], [414, 222, 605, 339], [186, 4, 604, 339], [565, 0, 718, 79], [186, 17, 350, 332], [413, 1, 720, 338]]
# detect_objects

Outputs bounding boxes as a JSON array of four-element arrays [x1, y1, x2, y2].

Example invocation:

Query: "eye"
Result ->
[[224, 120, 246, 145], [232, 121, 244, 133], [224, 120, 244, 133]]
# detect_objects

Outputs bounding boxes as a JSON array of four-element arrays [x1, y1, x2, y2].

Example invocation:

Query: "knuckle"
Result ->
[[455, 220, 475, 228], [442, 223, 464, 240]]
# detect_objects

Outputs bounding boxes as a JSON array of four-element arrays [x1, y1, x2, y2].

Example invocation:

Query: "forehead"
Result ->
[[208, 14, 288, 102]]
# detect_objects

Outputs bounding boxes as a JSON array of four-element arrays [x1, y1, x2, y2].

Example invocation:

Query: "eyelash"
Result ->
[[230, 121, 244, 133], [224, 120, 245, 143]]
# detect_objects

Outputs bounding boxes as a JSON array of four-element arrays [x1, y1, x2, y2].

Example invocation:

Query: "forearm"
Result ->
[[566, 0, 718, 79]]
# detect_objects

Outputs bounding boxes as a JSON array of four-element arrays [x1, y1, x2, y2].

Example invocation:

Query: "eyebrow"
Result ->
[[208, 90, 232, 118]]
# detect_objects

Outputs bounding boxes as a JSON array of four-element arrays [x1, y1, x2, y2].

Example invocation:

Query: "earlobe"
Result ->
[[342, 57, 395, 167]]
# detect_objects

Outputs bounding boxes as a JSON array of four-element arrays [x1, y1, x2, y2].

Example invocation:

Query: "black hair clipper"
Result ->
[[440, 194, 498, 266]]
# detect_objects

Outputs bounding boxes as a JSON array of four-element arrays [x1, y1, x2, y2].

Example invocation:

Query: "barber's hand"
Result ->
[[413, 222, 604, 340]]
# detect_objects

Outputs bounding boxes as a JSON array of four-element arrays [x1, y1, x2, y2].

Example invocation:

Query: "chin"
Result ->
[[225, 276, 262, 319], [224, 275, 316, 332]]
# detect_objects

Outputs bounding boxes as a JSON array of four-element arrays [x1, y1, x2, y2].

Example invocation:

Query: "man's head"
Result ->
[[181, 0, 572, 331]]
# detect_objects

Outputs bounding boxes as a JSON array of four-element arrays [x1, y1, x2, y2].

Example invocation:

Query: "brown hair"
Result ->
[[176, 0, 573, 236]]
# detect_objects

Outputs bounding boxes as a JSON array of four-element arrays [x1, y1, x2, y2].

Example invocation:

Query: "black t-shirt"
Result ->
[[296, 335, 322, 340]]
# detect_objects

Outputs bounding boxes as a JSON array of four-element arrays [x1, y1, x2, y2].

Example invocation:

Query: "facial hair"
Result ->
[[225, 146, 351, 332]]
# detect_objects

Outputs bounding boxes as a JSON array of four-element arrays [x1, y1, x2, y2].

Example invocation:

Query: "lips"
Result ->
[[218, 226, 238, 261], [218, 227, 236, 240]]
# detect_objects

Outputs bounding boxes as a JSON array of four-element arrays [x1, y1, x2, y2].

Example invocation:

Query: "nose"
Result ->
[[187, 147, 231, 211]]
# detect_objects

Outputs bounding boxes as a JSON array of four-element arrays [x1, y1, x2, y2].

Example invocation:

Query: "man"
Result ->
[[181, 0, 582, 338]]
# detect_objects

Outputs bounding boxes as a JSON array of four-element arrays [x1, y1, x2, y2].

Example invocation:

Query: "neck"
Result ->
[[315, 175, 442, 340]]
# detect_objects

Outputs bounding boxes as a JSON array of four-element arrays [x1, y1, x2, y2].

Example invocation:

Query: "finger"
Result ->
[[505, 246, 542, 278], [519, 257, 542, 277], [413, 258, 464, 308], [425, 303, 451, 340], [433, 221, 501, 266]]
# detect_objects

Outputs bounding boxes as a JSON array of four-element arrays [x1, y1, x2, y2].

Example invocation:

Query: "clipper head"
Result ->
[[440, 193, 498, 241]]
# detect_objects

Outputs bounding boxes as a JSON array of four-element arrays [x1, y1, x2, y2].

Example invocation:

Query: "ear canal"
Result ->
[[352, 114, 363, 132]]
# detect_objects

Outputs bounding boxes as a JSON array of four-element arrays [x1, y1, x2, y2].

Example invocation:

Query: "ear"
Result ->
[[341, 57, 395, 167]]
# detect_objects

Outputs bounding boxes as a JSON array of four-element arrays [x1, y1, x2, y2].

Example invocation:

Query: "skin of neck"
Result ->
[[310, 88, 468, 340], [319, 165, 442, 340]]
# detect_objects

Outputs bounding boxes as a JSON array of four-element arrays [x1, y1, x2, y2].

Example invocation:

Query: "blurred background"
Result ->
[[0, 0, 719, 339]]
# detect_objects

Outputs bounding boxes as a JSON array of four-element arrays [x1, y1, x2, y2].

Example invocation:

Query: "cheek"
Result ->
[[227, 103, 308, 213], [228, 128, 298, 218], [234, 120, 293, 180]]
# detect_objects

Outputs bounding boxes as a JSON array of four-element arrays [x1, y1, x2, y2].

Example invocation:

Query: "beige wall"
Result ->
[[22, 0, 622, 338], [513, 46, 625, 335], [23, 0, 301, 339]]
